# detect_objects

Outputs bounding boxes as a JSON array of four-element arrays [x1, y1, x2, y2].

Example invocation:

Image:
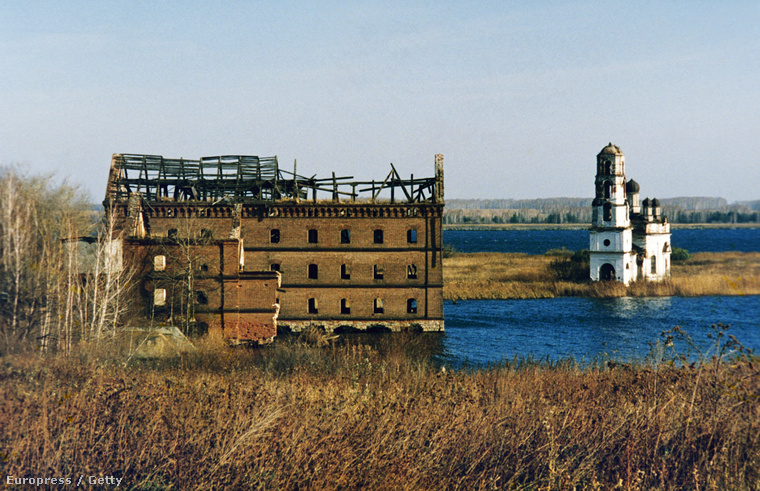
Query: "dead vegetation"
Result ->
[[1, 329, 759, 490], [444, 251, 760, 301]]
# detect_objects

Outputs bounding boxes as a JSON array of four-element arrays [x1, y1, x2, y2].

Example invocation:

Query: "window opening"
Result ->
[[603, 203, 612, 221], [407, 298, 417, 314], [196, 291, 208, 305], [154, 289, 167, 306], [407, 264, 418, 279], [154, 255, 166, 271], [308, 298, 318, 314], [308, 264, 319, 279], [341, 298, 351, 314], [308, 229, 318, 243], [374, 229, 384, 244], [270, 263, 281, 272], [651, 256, 657, 275], [270, 229, 280, 243], [374, 298, 384, 314], [341, 264, 351, 280], [407, 229, 417, 243], [340, 229, 351, 244], [374, 264, 384, 280]]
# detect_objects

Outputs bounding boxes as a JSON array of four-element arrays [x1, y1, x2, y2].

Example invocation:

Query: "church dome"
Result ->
[[642, 198, 651, 207], [626, 179, 640, 193], [651, 198, 660, 207], [598, 143, 623, 156]]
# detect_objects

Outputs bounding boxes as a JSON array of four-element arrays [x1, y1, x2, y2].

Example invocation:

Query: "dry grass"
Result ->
[[1, 332, 759, 490], [444, 252, 760, 301]]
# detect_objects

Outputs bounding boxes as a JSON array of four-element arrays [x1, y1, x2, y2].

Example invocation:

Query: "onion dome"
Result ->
[[642, 198, 651, 207], [626, 179, 640, 193], [651, 198, 660, 207], [598, 142, 623, 156]]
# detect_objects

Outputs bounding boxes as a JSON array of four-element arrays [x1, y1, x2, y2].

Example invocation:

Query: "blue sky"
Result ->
[[1, 1, 758, 202]]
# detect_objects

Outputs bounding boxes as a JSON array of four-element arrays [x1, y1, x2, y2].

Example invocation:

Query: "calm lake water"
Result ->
[[433, 228, 759, 368], [443, 228, 760, 254], [441, 296, 760, 367]]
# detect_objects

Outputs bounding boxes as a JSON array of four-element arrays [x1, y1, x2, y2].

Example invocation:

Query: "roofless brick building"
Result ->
[[105, 154, 445, 343]]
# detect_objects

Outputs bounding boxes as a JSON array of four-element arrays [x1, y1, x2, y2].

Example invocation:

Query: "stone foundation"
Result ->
[[278, 319, 444, 334]]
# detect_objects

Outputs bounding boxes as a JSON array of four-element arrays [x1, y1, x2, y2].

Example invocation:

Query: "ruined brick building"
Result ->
[[104, 154, 445, 343]]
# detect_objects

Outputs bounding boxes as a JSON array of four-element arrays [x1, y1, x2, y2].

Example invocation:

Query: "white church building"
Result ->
[[590, 143, 671, 285]]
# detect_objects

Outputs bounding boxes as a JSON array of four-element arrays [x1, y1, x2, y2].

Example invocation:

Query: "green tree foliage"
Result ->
[[671, 247, 690, 262]]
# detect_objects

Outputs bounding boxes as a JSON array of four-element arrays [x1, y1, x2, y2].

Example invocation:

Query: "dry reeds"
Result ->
[[1, 332, 759, 490], [444, 252, 760, 301]]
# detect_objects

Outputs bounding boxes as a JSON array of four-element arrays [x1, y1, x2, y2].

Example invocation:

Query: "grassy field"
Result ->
[[1, 329, 759, 490], [444, 251, 760, 301]]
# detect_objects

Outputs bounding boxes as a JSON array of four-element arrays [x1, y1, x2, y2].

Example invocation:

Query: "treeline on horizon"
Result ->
[[444, 197, 760, 225]]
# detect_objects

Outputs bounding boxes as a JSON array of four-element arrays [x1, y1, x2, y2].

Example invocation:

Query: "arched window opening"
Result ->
[[407, 298, 418, 314], [600, 263, 615, 281], [605, 161, 612, 175], [308, 298, 318, 314], [603, 203, 612, 221], [651, 256, 657, 275], [604, 181, 612, 199]]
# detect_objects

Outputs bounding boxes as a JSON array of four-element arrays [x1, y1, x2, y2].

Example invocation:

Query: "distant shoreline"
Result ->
[[443, 222, 760, 231]]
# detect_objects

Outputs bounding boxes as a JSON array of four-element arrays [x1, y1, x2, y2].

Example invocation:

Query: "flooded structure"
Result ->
[[104, 153, 445, 342], [590, 143, 671, 285]]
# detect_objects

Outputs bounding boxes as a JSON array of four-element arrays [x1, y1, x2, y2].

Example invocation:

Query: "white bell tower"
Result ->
[[589, 143, 636, 284]]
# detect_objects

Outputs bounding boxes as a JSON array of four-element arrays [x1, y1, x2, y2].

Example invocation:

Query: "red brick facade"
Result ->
[[105, 153, 445, 339]]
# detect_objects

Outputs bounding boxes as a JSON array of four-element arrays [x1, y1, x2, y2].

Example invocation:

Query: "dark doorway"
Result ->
[[600, 263, 616, 281]]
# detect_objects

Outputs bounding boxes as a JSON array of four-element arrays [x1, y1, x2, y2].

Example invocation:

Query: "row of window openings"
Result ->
[[154, 255, 209, 272], [270, 263, 418, 280], [153, 290, 420, 315], [271, 228, 418, 244], [155, 256, 419, 279], [308, 298, 418, 315], [154, 289, 209, 307]]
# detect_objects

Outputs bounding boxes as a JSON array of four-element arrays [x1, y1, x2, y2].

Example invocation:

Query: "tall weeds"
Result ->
[[1, 332, 758, 490], [444, 251, 760, 301]]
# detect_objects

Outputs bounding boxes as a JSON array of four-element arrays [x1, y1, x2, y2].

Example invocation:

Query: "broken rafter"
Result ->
[[105, 154, 440, 205]]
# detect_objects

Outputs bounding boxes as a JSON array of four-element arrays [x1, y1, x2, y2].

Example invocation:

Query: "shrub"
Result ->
[[672, 247, 690, 261], [548, 249, 590, 281]]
